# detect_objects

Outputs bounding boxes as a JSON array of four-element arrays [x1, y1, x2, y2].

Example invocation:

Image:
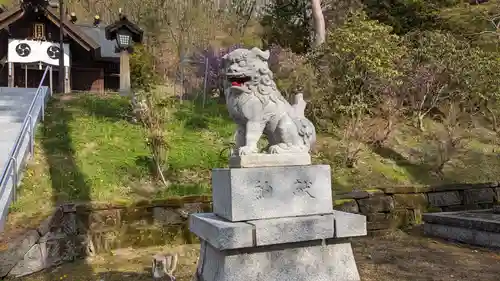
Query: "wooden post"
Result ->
[[49, 66, 53, 95], [58, 0, 65, 93], [64, 66, 70, 93], [100, 67, 105, 94], [119, 50, 131, 96], [8, 62, 14, 87], [24, 65, 27, 88]]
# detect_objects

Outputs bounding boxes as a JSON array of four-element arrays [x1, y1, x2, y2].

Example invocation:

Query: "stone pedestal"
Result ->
[[196, 239, 360, 281], [212, 165, 333, 221], [190, 164, 367, 281]]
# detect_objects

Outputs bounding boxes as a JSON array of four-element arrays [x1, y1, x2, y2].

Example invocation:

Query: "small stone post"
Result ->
[[119, 50, 131, 96]]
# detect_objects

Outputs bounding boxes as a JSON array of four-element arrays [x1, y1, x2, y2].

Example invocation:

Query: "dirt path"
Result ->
[[10, 228, 500, 281], [355, 228, 500, 281]]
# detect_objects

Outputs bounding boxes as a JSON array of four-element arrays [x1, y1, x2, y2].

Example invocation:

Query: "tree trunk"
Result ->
[[486, 105, 498, 133], [416, 113, 425, 132], [310, 0, 326, 48]]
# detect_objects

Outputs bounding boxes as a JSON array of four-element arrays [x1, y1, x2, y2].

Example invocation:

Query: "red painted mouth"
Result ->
[[228, 76, 251, 87]]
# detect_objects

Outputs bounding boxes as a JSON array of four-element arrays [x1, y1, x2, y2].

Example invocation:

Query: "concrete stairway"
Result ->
[[0, 86, 50, 232]]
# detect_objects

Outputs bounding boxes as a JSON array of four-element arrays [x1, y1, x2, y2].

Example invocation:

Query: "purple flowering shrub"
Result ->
[[194, 44, 241, 96], [194, 43, 318, 104], [194, 44, 283, 98]]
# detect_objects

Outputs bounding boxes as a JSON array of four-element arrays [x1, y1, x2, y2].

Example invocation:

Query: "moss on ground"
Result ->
[[333, 199, 356, 206]]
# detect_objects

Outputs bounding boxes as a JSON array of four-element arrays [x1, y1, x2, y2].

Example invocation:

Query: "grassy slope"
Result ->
[[7, 94, 150, 227], [6, 93, 500, 230], [316, 119, 500, 189], [6, 93, 233, 228]]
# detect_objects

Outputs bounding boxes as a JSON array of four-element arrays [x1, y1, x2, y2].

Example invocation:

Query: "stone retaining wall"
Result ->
[[334, 183, 500, 233], [2, 182, 499, 277], [0, 196, 211, 278]]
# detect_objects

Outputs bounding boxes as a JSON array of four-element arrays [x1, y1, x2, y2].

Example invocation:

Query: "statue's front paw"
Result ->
[[268, 144, 288, 154], [269, 143, 308, 154], [238, 146, 258, 155]]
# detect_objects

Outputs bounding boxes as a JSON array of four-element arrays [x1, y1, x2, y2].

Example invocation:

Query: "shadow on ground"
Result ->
[[42, 96, 90, 203], [40, 94, 94, 280], [369, 144, 436, 185], [96, 271, 152, 280], [442, 149, 500, 184]]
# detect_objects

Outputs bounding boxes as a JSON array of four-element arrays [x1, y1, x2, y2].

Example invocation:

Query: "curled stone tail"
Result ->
[[292, 93, 306, 118]]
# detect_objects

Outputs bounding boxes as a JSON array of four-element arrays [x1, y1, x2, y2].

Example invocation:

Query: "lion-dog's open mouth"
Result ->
[[227, 75, 251, 87]]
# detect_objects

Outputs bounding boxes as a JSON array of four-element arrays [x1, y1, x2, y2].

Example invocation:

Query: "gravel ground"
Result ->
[[11, 227, 500, 281]]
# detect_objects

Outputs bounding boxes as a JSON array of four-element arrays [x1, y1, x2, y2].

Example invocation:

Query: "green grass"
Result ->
[[9, 94, 150, 222], [7, 93, 235, 228], [6, 93, 500, 230], [155, 100, 235, 197]]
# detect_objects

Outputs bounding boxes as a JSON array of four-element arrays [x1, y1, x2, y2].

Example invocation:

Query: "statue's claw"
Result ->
[[268, 143, 288, 154], [238, 146, 258, 155], [269, 143, 308, 154]]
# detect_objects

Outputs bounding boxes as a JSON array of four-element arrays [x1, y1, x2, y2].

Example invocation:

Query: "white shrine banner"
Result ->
[[8, 39, 70, 67]]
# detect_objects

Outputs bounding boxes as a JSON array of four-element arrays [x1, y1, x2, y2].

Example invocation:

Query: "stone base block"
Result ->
[[424, 223, 500, 249], [195, 239, 361, 281], [189, 213, 255, 250], [7, 243, 45, 278], [212, 165, 333, 221], [0, 230, 40, 278], [423, 209, 500, 248], [332, 210, 367, 238], [7, 233, 79, 278], [229, 153, 311, 168], [423, 210, 500, 233], [189, 211, 366, 250], [247, 214, 335, 246]]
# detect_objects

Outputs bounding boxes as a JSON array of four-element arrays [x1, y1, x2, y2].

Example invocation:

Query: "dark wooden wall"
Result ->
[[71, 67, 103, 93]]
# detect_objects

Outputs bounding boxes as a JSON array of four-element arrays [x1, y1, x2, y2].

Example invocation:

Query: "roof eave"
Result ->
[[43, 8, 100, 51], [0, 7, 24, 31]]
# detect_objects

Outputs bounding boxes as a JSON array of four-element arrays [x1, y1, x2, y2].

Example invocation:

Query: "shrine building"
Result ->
[[0, 0, 120, 93]]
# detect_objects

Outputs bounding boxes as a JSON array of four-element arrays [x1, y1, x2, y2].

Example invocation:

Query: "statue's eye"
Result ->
[[238, 60, 247, 67]]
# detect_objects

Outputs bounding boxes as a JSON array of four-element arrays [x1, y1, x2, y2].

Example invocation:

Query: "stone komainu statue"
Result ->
[[222, 47, 316, 155]]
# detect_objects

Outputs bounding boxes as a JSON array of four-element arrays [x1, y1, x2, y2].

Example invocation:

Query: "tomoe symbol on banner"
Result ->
[[47, 46, 61, 60], [15, 43, 31, 57]]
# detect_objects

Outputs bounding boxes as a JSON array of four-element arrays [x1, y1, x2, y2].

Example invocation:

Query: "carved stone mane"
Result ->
[[222, 47, 316, 167]]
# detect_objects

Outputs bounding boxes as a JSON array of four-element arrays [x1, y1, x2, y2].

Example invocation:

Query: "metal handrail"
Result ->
[[0, 65, 52, 203]]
